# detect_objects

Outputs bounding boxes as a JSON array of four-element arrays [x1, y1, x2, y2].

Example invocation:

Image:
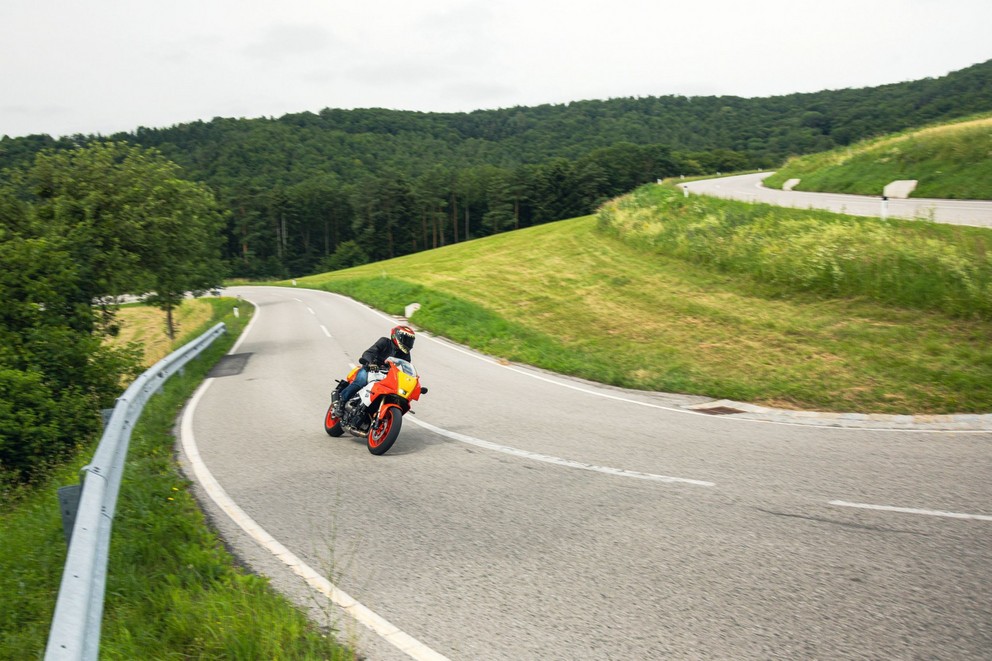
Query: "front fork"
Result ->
[[372, 402, 404, 427], [374, 402, 400, 423]]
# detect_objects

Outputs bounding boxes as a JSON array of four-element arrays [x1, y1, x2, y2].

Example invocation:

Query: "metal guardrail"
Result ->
[[45, 322, 227, 660]]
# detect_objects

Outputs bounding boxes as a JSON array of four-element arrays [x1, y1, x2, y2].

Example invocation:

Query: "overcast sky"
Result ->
[[2, 0, 990, 139]]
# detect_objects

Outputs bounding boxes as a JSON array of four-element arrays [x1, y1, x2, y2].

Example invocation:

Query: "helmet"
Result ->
[[390, 325, 415, 353]]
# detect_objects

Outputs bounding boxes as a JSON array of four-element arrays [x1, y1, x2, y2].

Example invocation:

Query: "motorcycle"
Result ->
[[323, 357, 426, 455]]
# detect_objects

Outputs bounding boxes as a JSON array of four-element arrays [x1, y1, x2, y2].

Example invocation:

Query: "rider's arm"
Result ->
[[359, 337, 390, 366]]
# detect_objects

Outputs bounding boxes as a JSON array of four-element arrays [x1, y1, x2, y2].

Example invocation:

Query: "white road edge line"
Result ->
[[829, 500, 992, 521], [407, 417, 714, 487], [337, 293, 989, 435], [307, 285, 713, 485], [180, 301, 450, 661]]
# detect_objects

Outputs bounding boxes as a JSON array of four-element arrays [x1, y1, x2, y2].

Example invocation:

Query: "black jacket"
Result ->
[[359, 337, 411, 367]]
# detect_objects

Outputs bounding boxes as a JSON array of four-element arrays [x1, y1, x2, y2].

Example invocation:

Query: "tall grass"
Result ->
[[598, 185, 992, 319]]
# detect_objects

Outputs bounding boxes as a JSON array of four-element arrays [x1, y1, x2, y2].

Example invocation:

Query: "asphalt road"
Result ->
[[178, 286, 992, 660], [683, 173, 992, 228]]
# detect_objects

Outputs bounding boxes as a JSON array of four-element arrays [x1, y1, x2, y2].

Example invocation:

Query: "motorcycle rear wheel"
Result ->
[[367, 407, 401, 455], [324, 403, 344, 437]]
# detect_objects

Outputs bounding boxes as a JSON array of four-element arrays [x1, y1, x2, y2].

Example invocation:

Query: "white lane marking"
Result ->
[[334, 299, 704, 419], [320, 325, 332, 338], [289, 296, 315, 316], [182, 301, 450, 661], [829, 500, 992, 521], [263, 289, 992, 434], [407, 417, 714, 487]]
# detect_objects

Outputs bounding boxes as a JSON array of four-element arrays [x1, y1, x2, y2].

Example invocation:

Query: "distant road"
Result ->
[[683, 173, 992, 229]]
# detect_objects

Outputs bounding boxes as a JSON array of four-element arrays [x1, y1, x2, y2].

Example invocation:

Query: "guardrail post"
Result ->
[[57, 485, 82, 544]]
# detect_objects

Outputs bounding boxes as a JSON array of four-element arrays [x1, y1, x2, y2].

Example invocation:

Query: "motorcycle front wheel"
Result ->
[[324, 403, 344, 437], [367, 407, 402, 455]]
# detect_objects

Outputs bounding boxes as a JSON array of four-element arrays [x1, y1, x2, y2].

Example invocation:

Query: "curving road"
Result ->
[[683, 173, 992, 228], [179, 286, 992, 660]]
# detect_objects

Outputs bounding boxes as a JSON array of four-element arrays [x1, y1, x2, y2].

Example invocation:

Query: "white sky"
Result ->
[[1, 0, 990, 139]]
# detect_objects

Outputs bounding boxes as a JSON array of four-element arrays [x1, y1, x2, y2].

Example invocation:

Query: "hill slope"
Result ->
[[764, 115, 992, 199], [292, 191, 992, 414]]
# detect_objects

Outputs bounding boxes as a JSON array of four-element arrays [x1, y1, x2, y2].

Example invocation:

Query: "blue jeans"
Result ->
[[339, 367, 369, 404]]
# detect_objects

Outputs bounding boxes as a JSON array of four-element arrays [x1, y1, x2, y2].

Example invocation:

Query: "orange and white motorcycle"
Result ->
[[324, 358, 426, 455]]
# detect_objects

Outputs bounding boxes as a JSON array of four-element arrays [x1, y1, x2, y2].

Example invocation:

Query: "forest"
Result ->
[[2, 58, 991, 280]]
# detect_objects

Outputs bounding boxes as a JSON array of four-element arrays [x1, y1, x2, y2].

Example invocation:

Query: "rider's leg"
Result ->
[[337, 368, 369, 411]]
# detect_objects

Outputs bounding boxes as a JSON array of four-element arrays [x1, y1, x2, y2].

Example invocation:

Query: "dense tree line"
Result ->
[[205, 142, 703, 278], [1, 59, 990, 279], [0, 143, 224, 488]]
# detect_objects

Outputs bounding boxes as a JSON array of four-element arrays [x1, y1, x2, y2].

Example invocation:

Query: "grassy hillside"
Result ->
[[764, 115, 992, 199], [107, 299, 214, 367], [292, 189, 992, 415]]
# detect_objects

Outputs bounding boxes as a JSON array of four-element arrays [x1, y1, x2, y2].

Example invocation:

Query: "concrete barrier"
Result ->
[[883, 180, 918, 198]]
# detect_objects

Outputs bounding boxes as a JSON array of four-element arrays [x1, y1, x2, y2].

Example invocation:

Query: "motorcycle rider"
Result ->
[[333, 324, 416, 418]]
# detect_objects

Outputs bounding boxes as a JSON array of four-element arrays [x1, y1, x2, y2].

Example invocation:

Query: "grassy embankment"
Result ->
[[764, 114, 992, 199], [293, 185, 992, 415], [0, 298, 353, 659]]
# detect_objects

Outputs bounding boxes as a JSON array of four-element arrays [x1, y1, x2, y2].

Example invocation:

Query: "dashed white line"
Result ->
[[183, 298, 450, 661], [829, 500, 992, 521], [320, 325, 332, 337]]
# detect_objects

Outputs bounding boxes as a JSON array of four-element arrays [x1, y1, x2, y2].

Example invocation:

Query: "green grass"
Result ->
[[291, 197, 992, 415], [0, 298, 353, 660], [599, 185, 992, 319], [764, 114, 992, 199]]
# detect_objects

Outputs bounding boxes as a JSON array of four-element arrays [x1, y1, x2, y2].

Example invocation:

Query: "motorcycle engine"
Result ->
[[344, 400, 370, 430]]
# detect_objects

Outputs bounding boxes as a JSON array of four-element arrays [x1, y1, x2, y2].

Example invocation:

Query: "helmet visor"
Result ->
[[398, 331, 414, 352]]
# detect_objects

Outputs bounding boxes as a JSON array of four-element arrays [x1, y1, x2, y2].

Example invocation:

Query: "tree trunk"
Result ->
[[451, 191, 459, 243], [420, 209, 428, 251]]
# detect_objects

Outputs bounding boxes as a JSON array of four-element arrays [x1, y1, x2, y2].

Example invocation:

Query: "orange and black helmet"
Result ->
[[390, 325, 415, 353]]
